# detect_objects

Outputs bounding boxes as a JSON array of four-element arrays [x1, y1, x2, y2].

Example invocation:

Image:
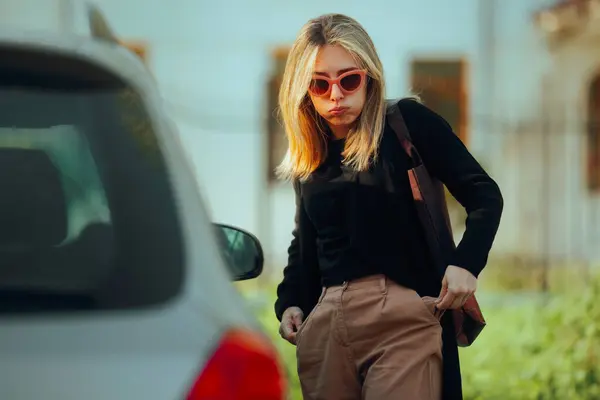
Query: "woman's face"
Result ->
[[308, 45, 367, 137]]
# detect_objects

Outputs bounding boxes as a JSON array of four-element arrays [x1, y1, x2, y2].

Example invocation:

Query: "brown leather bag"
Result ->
[[386, 101, 486, 347]]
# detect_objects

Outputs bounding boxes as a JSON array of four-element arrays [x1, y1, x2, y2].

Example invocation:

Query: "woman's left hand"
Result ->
[[435, 265, 477, 310]]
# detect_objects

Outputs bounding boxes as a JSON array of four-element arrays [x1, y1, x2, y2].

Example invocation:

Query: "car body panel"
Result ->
[[0, 27, 261, 400]]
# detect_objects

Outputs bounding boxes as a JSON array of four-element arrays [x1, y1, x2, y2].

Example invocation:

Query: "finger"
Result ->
[[436, 291, 456, 310], [462, 292, 475, 305], [280, 322, 298, 345], [436, 273, 450, 301], [436, 285, 448, 303], [461, 292, 473, 304], [286, 331, 298, 345], [291, 314, 304, 330], [449, 295, 465, 309], [280, 319, 295, 337], [453, 292, 473, 309]]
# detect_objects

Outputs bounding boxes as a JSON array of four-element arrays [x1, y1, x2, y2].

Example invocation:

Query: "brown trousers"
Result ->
[[295, 274, 443, 400]]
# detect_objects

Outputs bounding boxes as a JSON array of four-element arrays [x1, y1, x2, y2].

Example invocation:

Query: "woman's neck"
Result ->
[[328, 124, 351, 140]]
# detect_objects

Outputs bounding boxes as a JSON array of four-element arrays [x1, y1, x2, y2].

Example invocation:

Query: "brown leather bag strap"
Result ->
[[385, 99, 450, 276], [385, 101, 422, 166], [386, 101, 487, 348]]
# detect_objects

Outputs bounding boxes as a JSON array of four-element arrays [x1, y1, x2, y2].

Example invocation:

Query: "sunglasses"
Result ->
[[308, 69, 368, 97]]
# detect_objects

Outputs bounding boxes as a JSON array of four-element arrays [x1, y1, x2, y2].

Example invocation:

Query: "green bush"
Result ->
[[247, 274, 600, 400], [460, 275, 600, 400]]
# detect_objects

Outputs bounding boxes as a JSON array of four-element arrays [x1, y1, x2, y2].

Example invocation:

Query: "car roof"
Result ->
[[0, 27, 156, 97], [0, 10, 259, 329]]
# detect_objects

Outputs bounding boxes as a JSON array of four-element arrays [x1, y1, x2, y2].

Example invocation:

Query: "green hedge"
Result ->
[[459, 279, 600, 400], [248, 274, 600, 400]]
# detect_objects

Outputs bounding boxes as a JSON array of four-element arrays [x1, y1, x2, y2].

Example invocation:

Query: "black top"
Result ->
[[275, 98, 503, 317], [302, 129, 428, 291]]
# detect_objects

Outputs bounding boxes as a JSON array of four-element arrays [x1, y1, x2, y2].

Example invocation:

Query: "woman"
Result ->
[[274, 13, 503, 400]]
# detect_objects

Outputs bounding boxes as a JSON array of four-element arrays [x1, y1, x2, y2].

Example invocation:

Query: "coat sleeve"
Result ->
[[274, 180, 322, 321], [398, 99, 504, 277]]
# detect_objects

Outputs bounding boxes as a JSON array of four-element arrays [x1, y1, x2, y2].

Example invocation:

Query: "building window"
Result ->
[[587, 74, 600, 192], [266, 47, 290, 183], [410, 58, 469, 145]]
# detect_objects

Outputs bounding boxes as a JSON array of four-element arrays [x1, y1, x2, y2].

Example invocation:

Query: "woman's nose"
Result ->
[[330, 84, 344, 101]]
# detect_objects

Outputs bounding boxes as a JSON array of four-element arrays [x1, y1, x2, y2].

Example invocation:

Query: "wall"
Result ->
[[5, 0, 583, 270], [78, 0, 483, 271], [544, 31, 600, 261], [478, 0, 556, 258]]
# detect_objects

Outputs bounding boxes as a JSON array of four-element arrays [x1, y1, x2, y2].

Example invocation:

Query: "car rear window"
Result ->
[[0, 47, 184, 313]]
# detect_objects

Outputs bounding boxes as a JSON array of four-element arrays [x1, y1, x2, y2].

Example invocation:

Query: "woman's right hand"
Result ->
[[279, 306, 304, 345]]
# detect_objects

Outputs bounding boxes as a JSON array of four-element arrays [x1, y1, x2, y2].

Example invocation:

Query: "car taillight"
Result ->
[[186, 328, 287, 400]]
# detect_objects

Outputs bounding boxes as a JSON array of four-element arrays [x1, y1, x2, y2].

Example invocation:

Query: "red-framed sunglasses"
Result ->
[[308, 69, 368, 97]]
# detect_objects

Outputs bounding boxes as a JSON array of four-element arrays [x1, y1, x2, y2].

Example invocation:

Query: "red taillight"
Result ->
[[187, 328, 287, 400]]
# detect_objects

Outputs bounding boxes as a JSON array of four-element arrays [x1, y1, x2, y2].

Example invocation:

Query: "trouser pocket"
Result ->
[[420, 296, 445, 322], [296, 288, 326, 348]]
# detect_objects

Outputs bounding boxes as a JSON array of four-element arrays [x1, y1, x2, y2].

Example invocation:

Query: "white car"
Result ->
[[0, 6, 286, 400]]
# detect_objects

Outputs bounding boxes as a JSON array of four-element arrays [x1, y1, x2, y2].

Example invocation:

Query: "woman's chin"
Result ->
[[326, 114, 358, 126]]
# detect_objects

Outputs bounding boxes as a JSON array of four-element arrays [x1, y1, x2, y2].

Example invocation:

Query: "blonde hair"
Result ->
[[275, 13, 386, 181]]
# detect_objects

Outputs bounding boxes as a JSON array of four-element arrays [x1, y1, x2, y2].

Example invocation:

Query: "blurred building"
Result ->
[[2, 0, 599, 273]]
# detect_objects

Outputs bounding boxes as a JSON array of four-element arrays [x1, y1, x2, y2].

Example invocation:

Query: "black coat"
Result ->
[[275, 99, 504, 400]]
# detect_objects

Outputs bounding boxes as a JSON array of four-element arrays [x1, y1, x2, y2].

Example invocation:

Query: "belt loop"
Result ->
[[380, 275, 387, 294], [342, 281, 349, 291]]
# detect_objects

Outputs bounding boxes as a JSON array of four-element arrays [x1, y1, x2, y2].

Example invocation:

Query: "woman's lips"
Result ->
[[329, 107, 348, 116]]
